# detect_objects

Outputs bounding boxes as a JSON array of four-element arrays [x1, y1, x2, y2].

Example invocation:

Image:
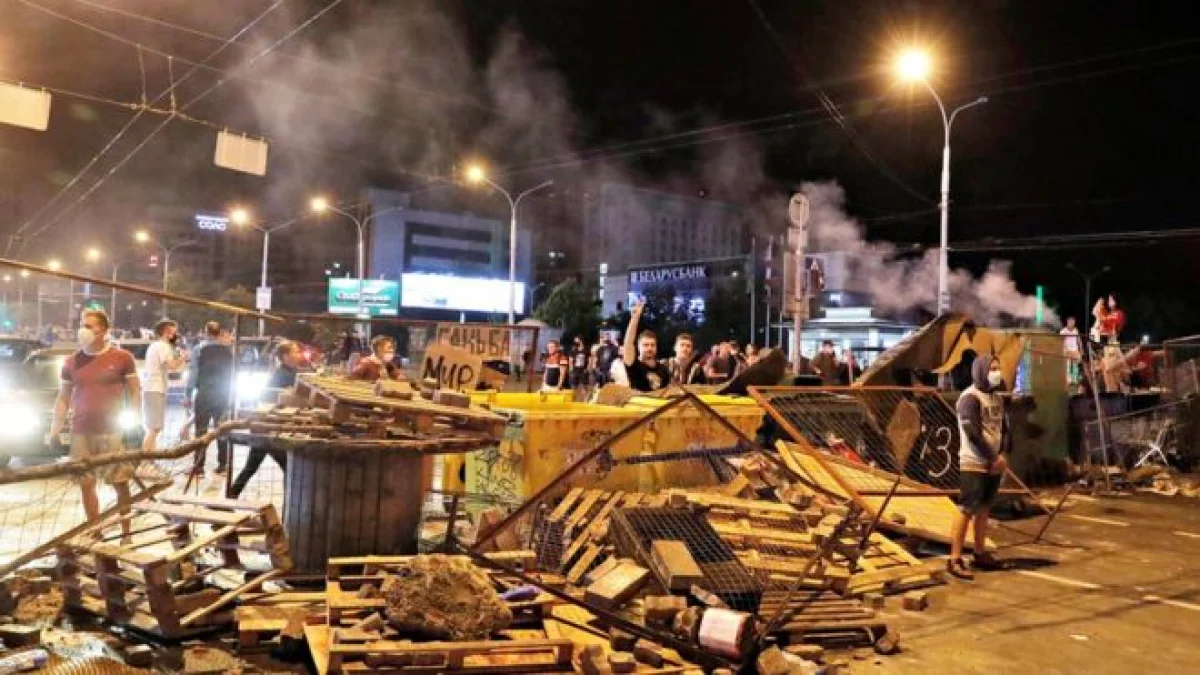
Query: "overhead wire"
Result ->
[[744, 0, 936, 206], [11, 0, 293, 249], [65, 0, 495, 113], [21, 0, 349, 246]]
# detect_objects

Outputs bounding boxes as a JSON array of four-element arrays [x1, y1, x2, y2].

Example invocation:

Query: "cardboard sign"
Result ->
[[437, 324, 513, 360], [421, 343, 483, 392]]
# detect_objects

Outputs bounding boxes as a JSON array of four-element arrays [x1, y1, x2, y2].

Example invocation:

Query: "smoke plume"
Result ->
[[803, 181, 1056, 326]]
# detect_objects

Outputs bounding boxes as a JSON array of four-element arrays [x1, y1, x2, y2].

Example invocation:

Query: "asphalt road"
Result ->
[[867, 490, 1200, 674]]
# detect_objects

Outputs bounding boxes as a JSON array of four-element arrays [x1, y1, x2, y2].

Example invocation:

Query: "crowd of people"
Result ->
[[1059, 294, 1159, 393]]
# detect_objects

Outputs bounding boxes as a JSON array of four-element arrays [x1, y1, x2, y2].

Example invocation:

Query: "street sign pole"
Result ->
[[787, 193, 811, 373]]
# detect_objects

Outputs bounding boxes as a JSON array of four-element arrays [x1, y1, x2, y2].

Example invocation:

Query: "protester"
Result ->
[[608, 346, 630, 387], [350, 335, 403, 381], [704, 341, 740, 386], [621, 300, 670, 392], [594, 336, 619, 387], [813, 340, 840, 386], [569, 337, 590, 390], [668, 333, 706, 385], [50, 310, 139, 541], [230, 342, 301, 497], [836, 348, 861, 386], [948, 355, 1009, 579], [541, 340, 569, 391], [1060, 316, 1082, 387], [188, 321, 233, 476], [142, 319, 186, 453], [1103, 295, 1126, 343], [745, 344, 760, 366]]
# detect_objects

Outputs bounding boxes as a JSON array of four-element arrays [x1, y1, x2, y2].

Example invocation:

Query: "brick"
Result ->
[[874, 629, 901, 655], [644, 594, 688, 625], [668, 492, 689, 508], [584, 562, 650, 610], [689, 585, 729, 609], [433, 390, 470, 408], [755, 645, 791, 675], [607, 651, 637, 673], [672, 606, 704, 643], [650, 540, 704, 591], [581, 654, 613, 675], [862, 592, 886, 610], [785, 644, 824, 662], [609, 628, 637, 652], [902, 591, 928, 612], [124, 644, 154, 668], [632, 639, 664, 668]]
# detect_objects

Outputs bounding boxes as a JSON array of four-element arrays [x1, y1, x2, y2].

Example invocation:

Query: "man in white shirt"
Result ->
[[142, 319, 186, 452], [1060, 316, 1082, 387]]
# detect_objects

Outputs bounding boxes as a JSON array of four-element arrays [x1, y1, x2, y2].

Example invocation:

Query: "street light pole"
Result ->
[[1066, 263, 1112, 333], [311, 200, 407, 329], [472, 176, 553, 325], [916, 83, 988, 316]]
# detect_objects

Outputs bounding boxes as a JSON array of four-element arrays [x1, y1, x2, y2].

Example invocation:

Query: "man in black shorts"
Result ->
[[948, 355, 1009, 579]]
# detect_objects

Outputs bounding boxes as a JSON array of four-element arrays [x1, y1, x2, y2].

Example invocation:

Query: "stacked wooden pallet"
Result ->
[[306, 555, 575, 674], [55, 493, 291, 639], [529, 487, 943, 603], [294, 375, 506, 439]]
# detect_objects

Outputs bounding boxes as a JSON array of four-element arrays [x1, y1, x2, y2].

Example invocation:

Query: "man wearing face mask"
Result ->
[[350, 335, 403, 381], [51, 310, 140, 541], [947, 355, 1010, 579], [142, 319, 186, 453]]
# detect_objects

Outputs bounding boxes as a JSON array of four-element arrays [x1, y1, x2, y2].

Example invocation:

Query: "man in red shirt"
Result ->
[[50, 309, 141, 539], [349, 335, 403, 382]]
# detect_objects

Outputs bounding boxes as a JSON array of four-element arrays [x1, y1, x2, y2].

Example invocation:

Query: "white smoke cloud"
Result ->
[[803, 181, 1056, 326]]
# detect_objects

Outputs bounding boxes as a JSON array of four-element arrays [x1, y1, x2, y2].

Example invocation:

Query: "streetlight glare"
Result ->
[[310, 196, 329, 213], [134, 230, 150, 243], [230, 207, 251, 225], [47, 259, 62, 271], [2, 274, 11, 283], [896, 48, 932, 81], [20, 270, 29, 278], [465, 164, 486, 184], [86, 247, 101, 262]]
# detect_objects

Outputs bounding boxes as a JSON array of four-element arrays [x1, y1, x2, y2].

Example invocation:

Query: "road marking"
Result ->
[[1066, 494, 1097, 502], [1016, 570, 1102, 590], [1068, 515, 1130, 527], [1173, 530, 1200, 540], [1142, 595, 1200, 612]]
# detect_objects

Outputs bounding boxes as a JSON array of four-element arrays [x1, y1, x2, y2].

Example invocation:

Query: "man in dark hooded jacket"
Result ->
[[947, 354, 1009, 579]]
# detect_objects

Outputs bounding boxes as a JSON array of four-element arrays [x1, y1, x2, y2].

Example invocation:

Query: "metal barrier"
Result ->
[[1163, 335, 1200, 399], [1083, 400, 1190, 469]]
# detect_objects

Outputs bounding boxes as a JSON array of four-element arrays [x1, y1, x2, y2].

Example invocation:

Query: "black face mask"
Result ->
[[168, 334, 179, 345]]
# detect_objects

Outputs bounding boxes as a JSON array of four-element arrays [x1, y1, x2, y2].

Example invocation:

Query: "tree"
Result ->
[[534, 280, 599, 342]]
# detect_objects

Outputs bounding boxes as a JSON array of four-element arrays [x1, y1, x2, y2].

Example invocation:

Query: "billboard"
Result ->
[[327, 279, 400, 316], [401, 273, 525, 314]]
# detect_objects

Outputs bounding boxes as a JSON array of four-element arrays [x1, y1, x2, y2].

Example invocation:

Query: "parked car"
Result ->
[[0, 337, 48, 387], [0, 348, 143, 468]]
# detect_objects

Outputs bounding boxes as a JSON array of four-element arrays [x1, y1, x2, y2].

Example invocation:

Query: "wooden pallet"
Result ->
[[55, 493, 291, 639], [295, 375, 506, 438]]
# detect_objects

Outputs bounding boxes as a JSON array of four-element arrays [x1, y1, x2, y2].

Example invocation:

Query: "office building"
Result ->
[[583, 182, 749, 315]]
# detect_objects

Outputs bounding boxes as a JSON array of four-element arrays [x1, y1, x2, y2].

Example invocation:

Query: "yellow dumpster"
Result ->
[[469, 391, 575, 407], [455, 396, 767, 504]]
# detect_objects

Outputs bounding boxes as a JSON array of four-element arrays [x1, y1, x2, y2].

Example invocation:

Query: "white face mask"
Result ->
[[987, 371, 1004, 388], [78, 327, 96, 350]]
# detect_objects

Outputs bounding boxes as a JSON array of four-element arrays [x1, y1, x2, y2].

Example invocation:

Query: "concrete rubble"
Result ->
[[378, 554, 513, 640]]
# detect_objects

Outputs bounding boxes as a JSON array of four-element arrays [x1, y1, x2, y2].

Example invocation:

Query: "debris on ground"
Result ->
[[379, 554, 513, 640]]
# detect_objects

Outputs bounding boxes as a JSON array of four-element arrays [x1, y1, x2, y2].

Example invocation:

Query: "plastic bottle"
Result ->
[[0, 649, 50, 674]]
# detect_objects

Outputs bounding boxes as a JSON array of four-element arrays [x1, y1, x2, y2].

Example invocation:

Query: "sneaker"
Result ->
[[947, 558, 975, 580], [972, 552, 1002, 571]]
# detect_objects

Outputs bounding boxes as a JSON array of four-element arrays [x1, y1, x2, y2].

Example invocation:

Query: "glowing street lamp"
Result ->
[[308, 195, 406, 327], [894, 47, 987, 316], [232, 206, 304, 336], [47, 258, 62, 272], [309, 196, 329, 214], [230, 207, 251, 226], [461, 162, 552, 325], [86, 247, 101, 262]]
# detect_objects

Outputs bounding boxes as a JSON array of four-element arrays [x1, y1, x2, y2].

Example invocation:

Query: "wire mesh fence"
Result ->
[[1163, 335, 1200, 399], [1082, 400, 1190, 470]]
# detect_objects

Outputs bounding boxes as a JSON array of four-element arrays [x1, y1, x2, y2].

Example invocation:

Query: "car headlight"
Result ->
[[0, 403, 41, 438], [237, 372, 269, 401], [117, 409, 140, 431]]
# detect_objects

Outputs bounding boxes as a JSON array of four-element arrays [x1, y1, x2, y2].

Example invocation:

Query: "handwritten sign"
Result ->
[[437, 324, 513, 360], [421, 343, 483, 392]]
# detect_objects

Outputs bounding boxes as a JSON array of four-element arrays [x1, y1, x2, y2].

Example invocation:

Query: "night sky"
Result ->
[[2, 0, 1199, 337]]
